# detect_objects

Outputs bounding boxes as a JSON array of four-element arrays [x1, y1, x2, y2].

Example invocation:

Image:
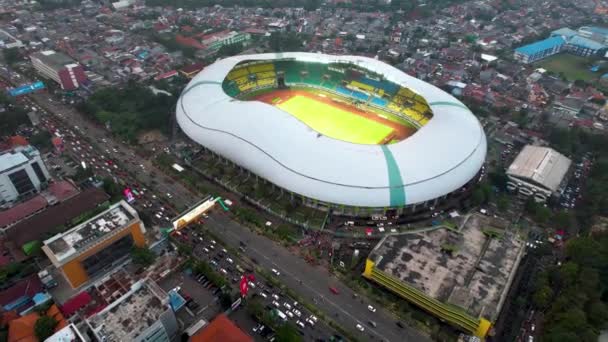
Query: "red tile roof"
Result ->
[[47, 180, 79, 202], [8, 304, 67, 342], [190, 314, 252, 342], [175, 35, 204, 49], [0, 196, 48, 229], [9, 136, 28, 147], [60, 291, 92, 317], [0, 274, 43, 308]]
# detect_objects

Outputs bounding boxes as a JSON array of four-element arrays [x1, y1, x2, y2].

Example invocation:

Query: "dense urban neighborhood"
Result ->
[[0, 0, 607, 342]]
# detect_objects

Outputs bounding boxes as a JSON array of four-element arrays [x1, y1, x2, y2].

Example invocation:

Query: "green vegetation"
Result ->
[[29, 131, 53, 151], [537, 54, 601, 82], [219, 291, 236, 309], [532, 234, 608, 341], [78, 82, 174, 143], [36, 0, 81, 10], [146, 0, 321, 10], [3, 48, 21, 65], [0, 93, 29, 136], [70, 202, 110, 226], [276, 323, 302, 342], [34, 316, 57, 341], [193, 260, 226, 288], [0, 262, 35, 285], [268, 32, 307, 52], [130, 246, 157, 267]]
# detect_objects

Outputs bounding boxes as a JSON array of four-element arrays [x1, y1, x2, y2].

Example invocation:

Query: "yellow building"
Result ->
[[42, 201, 147, 288], [362, 218, 525, 339]]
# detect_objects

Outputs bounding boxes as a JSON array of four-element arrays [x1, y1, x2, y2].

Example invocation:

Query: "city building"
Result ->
[[45, 324, 88, 342], [0, 145, 50, 208], [85, 279, 178, 342], [506, 145, 572, 202], [200, 31, 251, 51], [190, 314, 253, 342], [7, 304, 67, 342], [513, 36, 565, 64], [30, 50, 87, 90], [41, 201, 146, 288], [363, 215, 525, 338]]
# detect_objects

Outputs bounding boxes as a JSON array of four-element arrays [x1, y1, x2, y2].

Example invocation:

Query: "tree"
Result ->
[[130, 246, 156, 267], [276, 323, 301, 342], [34, 316, 57, 341], [29, 131, 52, 150], [3, 48, 21, 65], [533, 285, 553, 308], [246, 296, 264, 319], [219, 291, 234, 310], [102, 177, 121, 198]]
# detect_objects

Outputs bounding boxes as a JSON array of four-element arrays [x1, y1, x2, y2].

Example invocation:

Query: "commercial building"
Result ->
[[42, 201, 146, 288], [30, 50, 87, 90], [0, 145, 50, 208], [506, 145, 571, 202], [363, 215, 525, 338], [85, 279, 178, 342]]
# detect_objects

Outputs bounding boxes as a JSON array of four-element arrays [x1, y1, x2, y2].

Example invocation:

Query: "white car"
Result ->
[[271, 294, 280, 301], [296, 320, 306, 329], [286, 311, 294, 318], [272, 301, 280, 308], [259, 292, 268, 299], [226, 258, 234, 264], [356, 323, 365, 332], [293, 309, 302, 317], [271, 268, 281, 276], [248, 281, 256, 289], [367, 305, 376, 313], [283, 302, 292, 310], [309, 315, 318, 323]]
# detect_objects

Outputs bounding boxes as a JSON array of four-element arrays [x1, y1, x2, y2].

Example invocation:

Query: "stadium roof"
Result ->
[[177, 53, 486, 208], [515, 36, 565, 56], [507, 145, 571, 193]]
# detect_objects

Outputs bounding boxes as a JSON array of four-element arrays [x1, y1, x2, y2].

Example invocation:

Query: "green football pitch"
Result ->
[[276, 95, 393, 144]]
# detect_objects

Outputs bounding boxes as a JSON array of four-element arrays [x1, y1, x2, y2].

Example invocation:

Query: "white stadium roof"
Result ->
[[176, 53, 486, 208]]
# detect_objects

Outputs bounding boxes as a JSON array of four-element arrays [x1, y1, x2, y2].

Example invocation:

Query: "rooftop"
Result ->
[[368, 214, 524, 321], [0, 151, 28, 173], [43, 201, 137, 263], [87, 280, 169, 342], [191, 314, 253, 342], [515, 36, 565, 56], [31, 50, 76, 71], [507, 145, 572, 193]]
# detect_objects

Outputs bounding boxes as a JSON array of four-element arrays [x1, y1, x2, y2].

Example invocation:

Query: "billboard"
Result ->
[[239, 276, 249, 297], [8, 81, 45, 97], [172, 196, 215, 230]]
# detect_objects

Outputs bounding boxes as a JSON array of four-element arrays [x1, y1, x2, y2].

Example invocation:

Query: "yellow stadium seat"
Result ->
[[257, 71, 276, 79], [228, 67, 250, 80], [249, 63, 275, 73]]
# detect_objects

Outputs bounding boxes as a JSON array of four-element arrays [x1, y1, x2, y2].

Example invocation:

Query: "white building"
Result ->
[[506, 145, 571, 202], [0, 145, 50, 207]]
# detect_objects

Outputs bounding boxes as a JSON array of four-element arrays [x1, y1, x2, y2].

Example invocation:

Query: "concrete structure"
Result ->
[[514, 36, 565, 64], [42, 201, 146, 288], [177, 53, 486, 215], [363, 214, 525, 338], [30, 50, 87, 90], [46, 323, 87, 342], [86, 279, 178, 342], [0, 145, 50, 208], [201, 31, 251, 51], [506, 145, 571, 202]]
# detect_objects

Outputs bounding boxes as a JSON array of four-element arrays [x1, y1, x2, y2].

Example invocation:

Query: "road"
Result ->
[[206, 213, 429, 342], [3, 69, 428, 341]]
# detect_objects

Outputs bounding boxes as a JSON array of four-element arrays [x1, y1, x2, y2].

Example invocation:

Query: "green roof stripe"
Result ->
[[428, 101, 470, 111], [381, 145, 406, 206]]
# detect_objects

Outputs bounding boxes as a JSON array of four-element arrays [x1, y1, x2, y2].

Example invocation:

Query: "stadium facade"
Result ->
[[176, 53, 486, 216]]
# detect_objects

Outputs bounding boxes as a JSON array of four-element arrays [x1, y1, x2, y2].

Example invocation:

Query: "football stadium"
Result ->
[[176, 53, 486, 215]]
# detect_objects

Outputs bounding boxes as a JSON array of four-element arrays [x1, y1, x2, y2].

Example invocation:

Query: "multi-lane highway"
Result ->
[[2, 69, 429, 341]]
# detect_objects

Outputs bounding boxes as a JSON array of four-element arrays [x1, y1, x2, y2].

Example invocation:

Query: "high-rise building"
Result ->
[[42, 201, 146, 288], [30, 50, 87, 90], [0, 145, 50, 207]]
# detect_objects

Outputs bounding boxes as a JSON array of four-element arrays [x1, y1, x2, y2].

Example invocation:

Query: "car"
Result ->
[[253, 324, 263, 333], [396, 321, 405, 329], [221, 248, 228, 254], [248, 281, 256, 289], [203, 248, 210, 253], [356, 323, 365, 332], [329, 287, 339, 295], [367, 305, 376, 313], [286, 311, 294, 318], [272, 294, 280, 301], [220, 268, 228, 275], [293, 309, 302, 317], [368, 321, 377, 328], [226, 257, 234, 264], [271, 268, 281, 276], [309, 315, 318, 323], [272, 301, 280, 308], [296, 320, 306, 329], [260, 292, 268, 299], [283, 302, 292, 310]]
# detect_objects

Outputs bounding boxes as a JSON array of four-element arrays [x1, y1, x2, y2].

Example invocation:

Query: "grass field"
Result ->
[[276, 95, 393, 144], [536, 54, 603, 81]]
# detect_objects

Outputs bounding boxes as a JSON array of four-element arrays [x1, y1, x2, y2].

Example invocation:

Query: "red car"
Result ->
[[248, 274, 256, 282], [329, 287, 339, 295]]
